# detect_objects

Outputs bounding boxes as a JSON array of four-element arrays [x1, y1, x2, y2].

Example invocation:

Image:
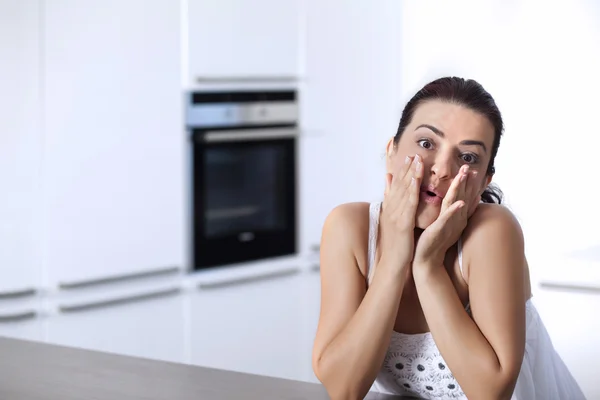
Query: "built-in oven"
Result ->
[[186, 90, 298, 270]]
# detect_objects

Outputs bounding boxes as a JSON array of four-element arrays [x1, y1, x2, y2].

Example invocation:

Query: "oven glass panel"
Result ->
[[203, 142, 288, 238]]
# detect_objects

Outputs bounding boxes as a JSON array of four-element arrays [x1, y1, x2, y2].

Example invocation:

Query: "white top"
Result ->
[[366, 202, 586, 399]]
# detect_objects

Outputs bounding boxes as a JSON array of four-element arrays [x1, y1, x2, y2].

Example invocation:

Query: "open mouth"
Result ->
[[420, 185, 444, 203], [423, 190, 440, 199], [420, 188, 444, 205]]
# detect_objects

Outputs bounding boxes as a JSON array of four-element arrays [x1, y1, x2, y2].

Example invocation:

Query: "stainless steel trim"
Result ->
[[58, 266, 180, 290], [196, 76, 299, 84], [204, 128, 298, 143], [198, 267, 301, 290], [0, 310, 37, 322], [0, 288, 37, 300], [539, 281, 600, 294], [59, 287, 182, 313], [186, 101, 298, 127]]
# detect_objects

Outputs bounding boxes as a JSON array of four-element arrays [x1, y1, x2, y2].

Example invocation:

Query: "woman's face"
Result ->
[[387, 100, 495, 229]]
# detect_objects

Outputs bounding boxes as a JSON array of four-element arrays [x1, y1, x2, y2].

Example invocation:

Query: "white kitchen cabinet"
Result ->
[[187, 0, 300, 82], [298, 135, 337, 255], [46, 286, 186, 363], [0, 318, 42, 342], [0, 1, 43, 294], [42, 0, 186, 287], [299, 0, 402, 214], [0, 300, 43, 342], [190, 267, 305, 381], [533, 286, 600, 399]]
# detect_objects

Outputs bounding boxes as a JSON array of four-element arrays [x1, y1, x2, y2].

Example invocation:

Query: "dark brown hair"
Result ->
[[394, 76, 503, 204]]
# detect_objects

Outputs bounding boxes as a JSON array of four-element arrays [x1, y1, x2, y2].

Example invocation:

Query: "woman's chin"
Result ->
[[415, 204, 441, 230]]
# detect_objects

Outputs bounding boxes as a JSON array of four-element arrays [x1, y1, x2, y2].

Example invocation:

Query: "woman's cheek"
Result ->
[[467, 193, 481, 218]]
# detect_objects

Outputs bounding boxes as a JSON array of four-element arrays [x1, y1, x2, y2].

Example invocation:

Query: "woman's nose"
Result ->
[[430, 157, 455, 180]]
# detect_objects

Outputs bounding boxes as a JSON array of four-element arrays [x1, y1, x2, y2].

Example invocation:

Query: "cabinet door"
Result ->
[[533, 286, 600, 399], [0, 0, 42, 293], [187, 0, 300, 81], [0, 302, 43, 342], [298, 136, 336, 255], [46, 286, 186, 363], [191, 267, 305, 381], [300, 0, 402, 208], [42, 0, 185, 287]]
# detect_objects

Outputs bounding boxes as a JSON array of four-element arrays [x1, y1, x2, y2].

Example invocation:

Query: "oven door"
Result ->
[[192, 128, 297, 269]]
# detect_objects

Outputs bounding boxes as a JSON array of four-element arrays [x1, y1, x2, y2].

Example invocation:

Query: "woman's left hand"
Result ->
[[413, 165, 480, 268]]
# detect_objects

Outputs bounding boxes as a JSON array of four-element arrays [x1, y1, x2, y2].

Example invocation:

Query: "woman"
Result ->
[[312, 77, 585, 400]]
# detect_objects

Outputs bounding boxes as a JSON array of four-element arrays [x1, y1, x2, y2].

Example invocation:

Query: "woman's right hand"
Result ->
[[379, 154, 423, 274]]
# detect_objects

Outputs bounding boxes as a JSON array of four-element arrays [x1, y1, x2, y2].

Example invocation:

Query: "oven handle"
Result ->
[[203, 128, 298, 143]]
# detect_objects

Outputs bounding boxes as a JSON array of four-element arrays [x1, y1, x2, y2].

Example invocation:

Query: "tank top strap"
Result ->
[[457, 235, 472, 314], [458, 235, 465, 280], [366, 202, 381, 286]]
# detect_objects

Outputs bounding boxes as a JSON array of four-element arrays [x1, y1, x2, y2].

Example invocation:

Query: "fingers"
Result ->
[[466, 169, 479, 199], [458, 166, 468, 200], [463, 169, 479, 216], [438, 199, 466, 224], [404, 172, 421, 223], [391, 154, 418, 190], [442, 165, 467, 211], [398, 155, 422, 226]]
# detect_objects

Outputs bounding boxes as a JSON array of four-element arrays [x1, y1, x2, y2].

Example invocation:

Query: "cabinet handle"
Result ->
[[59, 287, 181, 313], [196, 76, 299, 84], [0, 287, 37, 300], [539, 281, 600, 294], [198, 267, 301, 290], [0, 310, 37, 322], [58, 266, 181, 290]]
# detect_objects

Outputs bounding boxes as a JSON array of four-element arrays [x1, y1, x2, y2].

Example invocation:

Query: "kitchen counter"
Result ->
[[0, 337, 406, 399]]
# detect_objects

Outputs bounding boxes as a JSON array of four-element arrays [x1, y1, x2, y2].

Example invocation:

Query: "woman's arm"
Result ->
[[413, 205, 527, 400], [312, 204, 409, 400]]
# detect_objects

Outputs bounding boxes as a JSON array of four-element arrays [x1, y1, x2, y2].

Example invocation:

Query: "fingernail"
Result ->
[[405, 156, 411, 164], [414, 154, 420, 161], [416, 160, 422, 172], [460, 173, 467, 182], [411, 177, 416, 186]]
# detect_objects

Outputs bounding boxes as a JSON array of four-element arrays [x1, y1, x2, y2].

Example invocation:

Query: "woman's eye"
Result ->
[[461, 153, 478, 164], [417, 139, 433, 149]]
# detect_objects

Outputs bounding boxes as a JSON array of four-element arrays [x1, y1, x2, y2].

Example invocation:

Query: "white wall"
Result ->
[[399, 0, 600, 273]]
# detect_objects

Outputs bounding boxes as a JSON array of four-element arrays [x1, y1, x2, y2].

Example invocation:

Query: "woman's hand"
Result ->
[[379, 154, 423, 275], [413, 164, 479, 268]]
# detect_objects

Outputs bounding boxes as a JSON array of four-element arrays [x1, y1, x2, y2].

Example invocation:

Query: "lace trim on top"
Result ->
[[367, 202, 467, 399]]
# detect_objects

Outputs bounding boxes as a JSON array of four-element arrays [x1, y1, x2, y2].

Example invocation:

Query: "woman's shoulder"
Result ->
[[321, 202, 373, 277], [465, 203, 522, 235], [461, 203, 526, 279]]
